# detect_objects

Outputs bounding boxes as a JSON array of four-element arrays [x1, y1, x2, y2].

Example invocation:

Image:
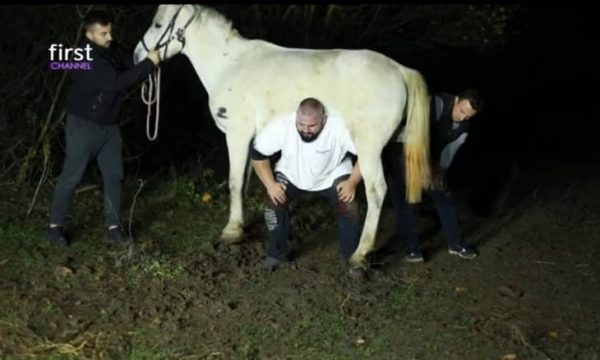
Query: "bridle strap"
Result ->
[[141, 5, 196, 57], [139, 5, 196, 142]]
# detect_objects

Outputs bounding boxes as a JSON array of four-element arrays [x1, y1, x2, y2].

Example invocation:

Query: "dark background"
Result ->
[[0, 4, 595, 215]]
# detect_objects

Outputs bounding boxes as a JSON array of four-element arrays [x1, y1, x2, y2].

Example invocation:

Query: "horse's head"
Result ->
[[134, 4, 197, 64]]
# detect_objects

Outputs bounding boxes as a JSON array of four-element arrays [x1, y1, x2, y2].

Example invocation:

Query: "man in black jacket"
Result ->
[[48, 10, 161, 246], [382, 89, 484, 262]]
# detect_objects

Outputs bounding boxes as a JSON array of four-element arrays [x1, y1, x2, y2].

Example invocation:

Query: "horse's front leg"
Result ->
[[350, 150, 387, 266], [220, 127, 253, 243]]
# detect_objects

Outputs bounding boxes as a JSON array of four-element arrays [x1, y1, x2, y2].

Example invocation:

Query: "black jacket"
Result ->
[[66, 39, 155, 125], [429, 92, 470, 169]]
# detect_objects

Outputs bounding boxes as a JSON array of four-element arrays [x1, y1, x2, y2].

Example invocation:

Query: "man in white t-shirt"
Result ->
[[250, 98, 364, 276]]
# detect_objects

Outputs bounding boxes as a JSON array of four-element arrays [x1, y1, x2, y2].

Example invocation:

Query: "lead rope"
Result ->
[[141, 66, 161, 141]]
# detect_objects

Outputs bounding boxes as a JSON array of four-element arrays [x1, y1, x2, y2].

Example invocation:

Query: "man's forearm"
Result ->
[[252, 159, 276, 188], [348, 161, 363, 185]]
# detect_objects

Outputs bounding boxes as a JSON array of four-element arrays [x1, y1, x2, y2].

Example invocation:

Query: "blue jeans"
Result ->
[[382, 143, 464, 252], [264, 172, 360, 260]]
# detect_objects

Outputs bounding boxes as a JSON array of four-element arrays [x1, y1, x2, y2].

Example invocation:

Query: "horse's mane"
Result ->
[[192, 5, 242, 39]]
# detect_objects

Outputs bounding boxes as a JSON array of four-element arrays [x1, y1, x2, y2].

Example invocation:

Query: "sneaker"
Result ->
[[48, 226, 69, 247], [105, 227, 128, 245], [404, 250, 425, 263], [262, 256, 292, 270], [448, 245, 478, 259]]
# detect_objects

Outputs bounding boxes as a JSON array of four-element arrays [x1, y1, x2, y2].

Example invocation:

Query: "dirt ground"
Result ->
[[1, 155, 598, 359]]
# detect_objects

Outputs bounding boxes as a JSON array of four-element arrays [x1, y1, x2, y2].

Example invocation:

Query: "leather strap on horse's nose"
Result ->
[[141, 37, 151, 52], [141, 5, 195, 60]]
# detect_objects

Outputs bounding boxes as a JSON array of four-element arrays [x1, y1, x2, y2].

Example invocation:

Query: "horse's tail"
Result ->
[[398, 65, 431, 203]]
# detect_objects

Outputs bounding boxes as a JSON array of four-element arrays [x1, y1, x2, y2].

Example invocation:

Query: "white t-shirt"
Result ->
[[253, 113, 357, 191]]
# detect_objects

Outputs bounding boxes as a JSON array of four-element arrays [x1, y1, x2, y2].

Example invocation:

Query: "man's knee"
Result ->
[[336, 200, 359, 218], [265, 172, 292, 210], [264, 193, 289, 211], [56, 167, 86, 188], [101, 166, 124, 183]]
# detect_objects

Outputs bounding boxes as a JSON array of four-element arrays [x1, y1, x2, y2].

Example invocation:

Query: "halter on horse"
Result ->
[[140, 6, 196, 141]]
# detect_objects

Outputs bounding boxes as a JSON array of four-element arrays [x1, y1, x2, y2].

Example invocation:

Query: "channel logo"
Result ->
[[48, 43, 94, 70]]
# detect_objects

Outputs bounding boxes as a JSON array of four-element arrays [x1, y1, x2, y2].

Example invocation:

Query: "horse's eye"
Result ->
[[154, 23, 162, 28]]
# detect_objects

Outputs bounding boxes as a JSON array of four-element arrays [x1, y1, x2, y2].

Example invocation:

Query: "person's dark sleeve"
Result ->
[[439, 133, 468, 170], [78, 57, 156, 93], [250, 144, 271, 160], [113, 43, 135, 70]]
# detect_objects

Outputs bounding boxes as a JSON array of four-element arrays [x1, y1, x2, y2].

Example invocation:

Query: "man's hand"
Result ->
[[251, 158, 287, 205], [147, 50, 161, 65], [267, 181, 287, 205], [336, 179, 357, 203], [337, 161, 362, 203], [431, 164, 447, 191]]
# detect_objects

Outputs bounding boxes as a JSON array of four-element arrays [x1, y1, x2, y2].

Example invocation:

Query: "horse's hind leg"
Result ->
[[350, 146, 387, 265], [220, 126, 253, 243]]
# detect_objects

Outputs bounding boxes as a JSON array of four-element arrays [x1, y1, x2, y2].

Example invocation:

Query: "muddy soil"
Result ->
[[1, 156, 598, 359]]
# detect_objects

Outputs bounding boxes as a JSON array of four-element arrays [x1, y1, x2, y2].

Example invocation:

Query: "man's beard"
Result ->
[[299, 130, 322, 143]]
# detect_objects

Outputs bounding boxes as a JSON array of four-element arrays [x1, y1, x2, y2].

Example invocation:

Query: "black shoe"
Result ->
[[105, 227, 128, 245], [48, 226, 69, 247], [448, 245, 478, 259], [404, 250, 425, 263]]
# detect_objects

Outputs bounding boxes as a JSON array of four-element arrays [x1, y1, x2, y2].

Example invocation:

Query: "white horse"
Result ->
[[134, 4, 431, 266]]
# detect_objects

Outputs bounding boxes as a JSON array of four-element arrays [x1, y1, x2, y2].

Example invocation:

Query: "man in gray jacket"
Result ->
[[383, 89, 484, 262]]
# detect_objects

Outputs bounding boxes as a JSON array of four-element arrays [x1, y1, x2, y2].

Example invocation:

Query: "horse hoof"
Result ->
[[220, 230, 244, 244], [347, 264, 368, 282], [349, 253, 366, 266]]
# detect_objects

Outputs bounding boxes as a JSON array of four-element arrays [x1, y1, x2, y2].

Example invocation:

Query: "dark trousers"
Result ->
[[50, 114, 124, 227], [264, 172, 360, 260], [382, 142, 464, 252]]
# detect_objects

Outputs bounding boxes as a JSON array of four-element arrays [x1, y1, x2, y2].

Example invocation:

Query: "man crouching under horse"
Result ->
[[250, 98, 366, 279]]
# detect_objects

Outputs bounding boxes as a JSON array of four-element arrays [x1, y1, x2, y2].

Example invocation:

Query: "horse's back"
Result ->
[[211, 43, 407, 138], [248, 46, 403, 83]]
